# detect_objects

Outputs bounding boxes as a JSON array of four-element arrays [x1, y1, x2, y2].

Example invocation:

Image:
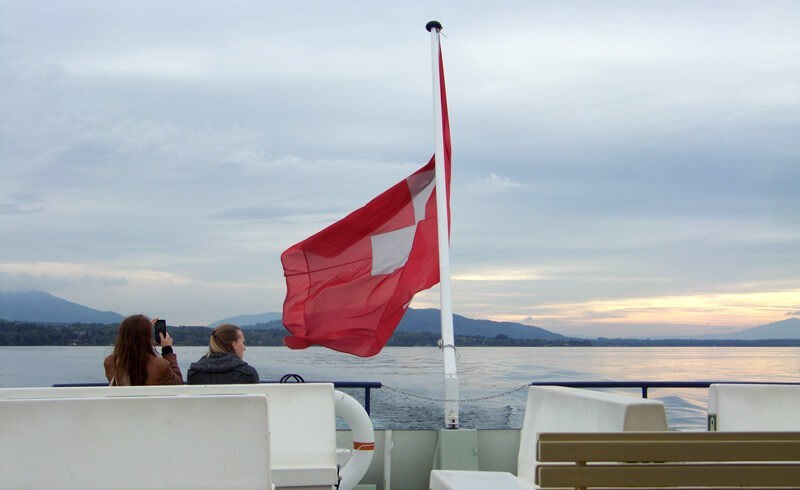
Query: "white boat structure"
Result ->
[[1, 381, 800, 489]]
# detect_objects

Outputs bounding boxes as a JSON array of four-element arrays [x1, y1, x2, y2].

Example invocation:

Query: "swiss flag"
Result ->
[[280, 49, 451, 357]]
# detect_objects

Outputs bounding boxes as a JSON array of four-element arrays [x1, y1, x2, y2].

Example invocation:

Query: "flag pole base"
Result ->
[[432, 428, 479, 470]]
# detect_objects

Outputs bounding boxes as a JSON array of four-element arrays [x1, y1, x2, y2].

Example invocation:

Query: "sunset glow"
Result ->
[[504, 290, 800, 328]]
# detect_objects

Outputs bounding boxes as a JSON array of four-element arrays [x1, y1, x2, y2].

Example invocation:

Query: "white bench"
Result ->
[[0, 383, 337, 489], [430, 386, 668, 489], [708, 383, 800, 431], [0, 394, 271, 489]]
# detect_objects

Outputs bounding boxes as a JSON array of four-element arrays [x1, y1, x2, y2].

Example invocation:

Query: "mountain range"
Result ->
[[694, 317, 800, 340], [208, 312, 283, 328], [242, 307, 567, 340], [0, 290, 124, 324], [2, 290, 798, 340], [394, 308, 565, 339]]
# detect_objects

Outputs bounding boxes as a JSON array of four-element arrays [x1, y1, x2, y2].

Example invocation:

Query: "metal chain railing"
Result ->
[[436, 339, 460, 359], [382, 382, 530, 403]]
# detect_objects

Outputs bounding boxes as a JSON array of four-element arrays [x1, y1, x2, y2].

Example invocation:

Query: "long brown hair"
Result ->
[[111, 315, 156, 385], [208, 323, 241, 355]]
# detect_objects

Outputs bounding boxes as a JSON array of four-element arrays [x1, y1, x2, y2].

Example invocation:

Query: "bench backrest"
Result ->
[[536, 431, 800, 488], [518, 386, 667, 484], [708, 383, 800, 431], [0, 394, 271, 489], [0, 383, 337, 487]]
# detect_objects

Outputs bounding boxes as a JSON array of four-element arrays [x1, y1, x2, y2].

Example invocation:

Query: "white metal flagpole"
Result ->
[[426, 20, 459, 429]]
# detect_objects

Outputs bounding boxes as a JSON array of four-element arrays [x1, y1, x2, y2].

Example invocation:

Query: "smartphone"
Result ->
[[154, 319, 167, 344]]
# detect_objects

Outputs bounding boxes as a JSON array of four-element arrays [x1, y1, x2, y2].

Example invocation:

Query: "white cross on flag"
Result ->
[[280, 49, 452, 357]]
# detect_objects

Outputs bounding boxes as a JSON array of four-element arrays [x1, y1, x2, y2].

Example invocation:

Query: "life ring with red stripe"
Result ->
[[334, 390, 375, 490]]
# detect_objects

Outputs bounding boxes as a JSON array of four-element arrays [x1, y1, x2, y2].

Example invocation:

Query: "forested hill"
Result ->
[[4, 320, 799, 347], [396, 308, 566, 339], [0, 320, 588, 347]]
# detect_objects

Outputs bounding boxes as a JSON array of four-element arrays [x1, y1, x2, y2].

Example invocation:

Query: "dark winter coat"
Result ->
[[187, 352, 259, 385]]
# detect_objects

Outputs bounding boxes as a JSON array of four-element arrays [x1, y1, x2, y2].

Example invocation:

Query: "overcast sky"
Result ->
[[1, 1, 798, 336]]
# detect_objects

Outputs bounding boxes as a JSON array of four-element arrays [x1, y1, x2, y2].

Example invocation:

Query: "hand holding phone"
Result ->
[[153, 319, 167, 345]]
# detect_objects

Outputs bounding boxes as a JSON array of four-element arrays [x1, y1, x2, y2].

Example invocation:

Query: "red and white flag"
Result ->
[[280, 49, 451, 357]]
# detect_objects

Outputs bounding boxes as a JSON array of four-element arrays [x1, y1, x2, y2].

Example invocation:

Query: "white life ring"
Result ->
[[334, 390, 374, 490]]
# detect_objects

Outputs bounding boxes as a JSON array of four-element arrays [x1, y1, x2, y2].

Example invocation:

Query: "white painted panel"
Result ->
[[0, 395, 270, 489], [516, 386, 667, 485], [709, 384, 800, 431], [0, 383, 338, 487]]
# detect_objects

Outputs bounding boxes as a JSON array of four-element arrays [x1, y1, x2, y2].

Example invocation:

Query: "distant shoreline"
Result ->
[[2, 320, 799, 347]]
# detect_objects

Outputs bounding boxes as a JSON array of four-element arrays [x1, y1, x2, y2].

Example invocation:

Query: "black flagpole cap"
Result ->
[[426, 20, 443, 32]]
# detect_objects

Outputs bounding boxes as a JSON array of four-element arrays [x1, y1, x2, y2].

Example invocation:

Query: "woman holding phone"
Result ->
[[104, 314, 183, 385], [187, 323, 259, 384]]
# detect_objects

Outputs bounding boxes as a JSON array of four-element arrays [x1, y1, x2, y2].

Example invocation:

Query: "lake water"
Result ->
[[1, 346, 798, 431]]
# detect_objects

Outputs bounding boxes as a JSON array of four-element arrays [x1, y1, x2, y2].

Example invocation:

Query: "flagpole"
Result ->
[[426, 20, 459, 429]]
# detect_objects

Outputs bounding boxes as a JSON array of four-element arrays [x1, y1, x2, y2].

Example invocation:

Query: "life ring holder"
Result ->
[[279, 373, 305, 383], [334, 390, 375, 490], [279, 375, 374, 490]]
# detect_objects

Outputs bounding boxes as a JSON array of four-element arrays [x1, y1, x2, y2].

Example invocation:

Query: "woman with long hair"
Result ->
[[104, 314, 183, 385], [187, 323, 259, 384]]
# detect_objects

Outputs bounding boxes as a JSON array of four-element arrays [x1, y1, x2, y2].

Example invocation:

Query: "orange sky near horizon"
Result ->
[[490, 289, 800, 333]]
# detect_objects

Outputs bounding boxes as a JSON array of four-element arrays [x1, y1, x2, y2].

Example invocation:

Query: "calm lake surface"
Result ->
[[2, 346, 798, 431]]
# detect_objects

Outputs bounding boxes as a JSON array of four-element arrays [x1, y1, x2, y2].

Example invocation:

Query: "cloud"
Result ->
[[209, 206, 290, 222], [62, 49, 209, 80], [2, 1, 798, 328], [0, 197, 44, 215], [510, 290, 800, 330], [468, 173, 528, 195], [453, 270, 545, 282], [0, 261, 187, 289]]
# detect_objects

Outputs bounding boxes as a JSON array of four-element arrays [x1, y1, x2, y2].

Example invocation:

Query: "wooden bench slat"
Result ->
[[538, 431, 800, 441], [537, 463, 800, 487], [538, 440, 800, 462], [535, 432, 800, 488]]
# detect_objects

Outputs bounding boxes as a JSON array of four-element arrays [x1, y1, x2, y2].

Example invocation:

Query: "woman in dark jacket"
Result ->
[[104, 314, 183, 385], [187, 323, 259, 384]]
